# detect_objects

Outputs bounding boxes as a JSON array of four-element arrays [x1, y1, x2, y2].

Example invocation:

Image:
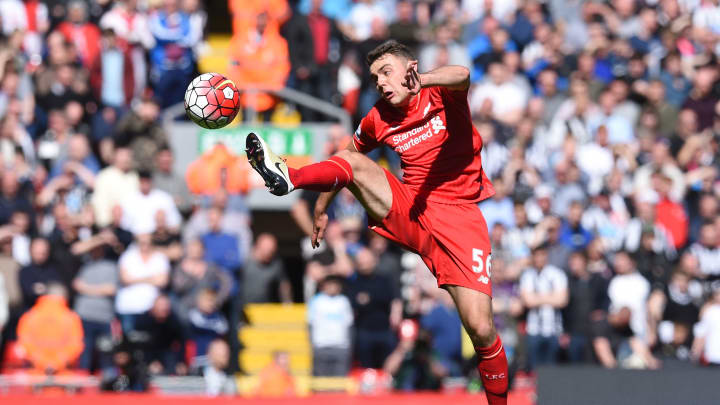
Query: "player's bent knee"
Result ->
[[467, 317, 496, 347], [334, 150, 377, 177]]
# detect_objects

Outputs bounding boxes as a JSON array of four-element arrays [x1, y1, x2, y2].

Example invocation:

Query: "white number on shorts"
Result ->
[[472, 248, 492, 284]]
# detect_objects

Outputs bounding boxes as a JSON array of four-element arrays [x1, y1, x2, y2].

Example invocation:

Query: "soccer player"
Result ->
[[246, 40, 508, 403]]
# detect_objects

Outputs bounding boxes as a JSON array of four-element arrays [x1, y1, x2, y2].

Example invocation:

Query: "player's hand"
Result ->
[[403, 61, 421, 95], [311, 212, 329, 249]]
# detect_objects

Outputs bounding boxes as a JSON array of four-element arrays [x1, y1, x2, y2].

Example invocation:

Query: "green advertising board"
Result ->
[[197, 126, 313, 156]]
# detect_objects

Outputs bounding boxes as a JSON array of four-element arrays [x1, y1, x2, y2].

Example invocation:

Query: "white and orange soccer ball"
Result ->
[[184, 72, 240, 129]]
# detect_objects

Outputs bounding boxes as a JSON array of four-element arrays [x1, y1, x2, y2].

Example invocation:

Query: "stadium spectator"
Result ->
[[651, 270, 702, 359], [204, 338, 236, 396], [558, 200, 594, 252], [478, 177, 514, 233], [183, 188, 252, 263], [151, 210, 183, 264], [91, 147, 139, 227], [113, 95, 167, 170], [420, 288, 463, 377], [307, 275, 353, 376], [688, 222, 720, 282], [230, 11, 291, 119], [519, 243, 569, 370], [19, 237, 62, 309], [148, 0, 195, 109], [115, 233, 170, 333], [121, 170, 181, 235], [201, 207, 242, 273], [56, 1, 101, 70], [139, 294, 187, 375], [243, 233, 291, 304], [0, 274, 8, 346], [346, 247, 402, 369], [605, 251, 659, 369], [17, 283, 83, 373], [152, 146, 192, 215], [692, 287, 720, 366], [72, 244, 118, 372], [188, 288, 229, 367], [563, 250, 610, 363], [255, 350, 296, 397], [171, 239, 233, 326], [99, 0, 154, 101], [89, 27, 135, 109]]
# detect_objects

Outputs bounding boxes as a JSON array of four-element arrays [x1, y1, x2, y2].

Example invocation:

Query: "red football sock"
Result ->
[[476, 336, 509, 405], [288, 156, 353, 192]]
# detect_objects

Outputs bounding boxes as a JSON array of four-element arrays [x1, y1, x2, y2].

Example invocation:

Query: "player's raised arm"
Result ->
[[405, 63, 470, 92]]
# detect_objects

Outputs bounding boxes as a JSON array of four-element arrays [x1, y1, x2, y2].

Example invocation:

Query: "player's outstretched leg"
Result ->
[[246, 132, 353, 196], [445, 285, 509, 405]]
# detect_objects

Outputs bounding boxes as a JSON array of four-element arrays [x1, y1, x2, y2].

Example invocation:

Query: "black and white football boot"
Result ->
[[245, 132, 295, 196]]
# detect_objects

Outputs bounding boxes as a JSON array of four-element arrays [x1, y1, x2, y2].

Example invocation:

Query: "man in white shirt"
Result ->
[[121, 170, 181, 235], [519, 244, 569, 370], [606, 250, 659, 369], [307, 275, 353, 376], [91, 147, 139, 227], [692, 288, 720, 365], [115, 233, 170, 332], [470, 61, 529, 126]]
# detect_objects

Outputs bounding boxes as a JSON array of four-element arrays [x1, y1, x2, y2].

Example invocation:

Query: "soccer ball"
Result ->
[[184, 73, 240, 129]]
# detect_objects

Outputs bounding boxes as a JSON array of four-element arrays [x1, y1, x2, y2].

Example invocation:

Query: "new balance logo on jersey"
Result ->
[[422, 102, 431, 117], [431, 116, 446, 134]]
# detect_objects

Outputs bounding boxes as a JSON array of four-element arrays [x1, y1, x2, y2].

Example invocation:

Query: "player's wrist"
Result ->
[[418, 72, 427, 89]]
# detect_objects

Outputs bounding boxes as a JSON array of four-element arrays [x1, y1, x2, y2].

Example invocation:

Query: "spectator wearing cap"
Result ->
[[121, 169, 181, 235], [519, 243, 569, 370], [307, 274, 353, 377]]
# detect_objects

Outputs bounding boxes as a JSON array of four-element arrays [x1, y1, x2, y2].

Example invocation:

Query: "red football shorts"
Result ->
[[368, 169, 493, 296]]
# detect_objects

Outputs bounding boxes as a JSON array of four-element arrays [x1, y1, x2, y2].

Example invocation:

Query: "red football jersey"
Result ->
[[353, 86, 495, 204]]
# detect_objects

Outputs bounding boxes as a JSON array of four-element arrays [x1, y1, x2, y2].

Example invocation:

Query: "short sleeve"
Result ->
[[352, 113, 380, 153], [519, 270, 534, 292], [552, 267, 568, 291]]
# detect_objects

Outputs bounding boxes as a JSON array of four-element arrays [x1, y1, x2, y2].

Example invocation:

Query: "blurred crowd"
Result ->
[[0, 0, 720, 397]]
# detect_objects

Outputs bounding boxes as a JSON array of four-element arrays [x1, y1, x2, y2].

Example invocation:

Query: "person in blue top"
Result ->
[[148, 0, 196, 108]]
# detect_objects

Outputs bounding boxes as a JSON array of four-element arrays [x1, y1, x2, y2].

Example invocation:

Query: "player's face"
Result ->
[[370, 54, 413, 107]]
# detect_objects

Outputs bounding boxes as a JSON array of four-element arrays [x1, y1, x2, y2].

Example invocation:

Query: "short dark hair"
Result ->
[[366, 40, 416, 66]]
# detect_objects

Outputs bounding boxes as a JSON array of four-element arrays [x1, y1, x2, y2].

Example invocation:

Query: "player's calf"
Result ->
[[246, 132, 354, 195]]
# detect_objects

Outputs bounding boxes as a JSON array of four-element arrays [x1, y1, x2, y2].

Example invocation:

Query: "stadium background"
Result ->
[[0, 0, 720, 404]]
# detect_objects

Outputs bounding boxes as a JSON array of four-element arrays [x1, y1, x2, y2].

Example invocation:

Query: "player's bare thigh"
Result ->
[[334, 149, 392, 221], [444, 284, 497, 347]]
